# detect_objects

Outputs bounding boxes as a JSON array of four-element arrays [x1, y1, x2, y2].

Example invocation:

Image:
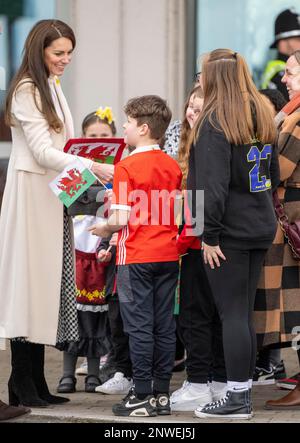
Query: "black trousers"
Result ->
[[179, 250, 226, 383], [108, 298, 132, 378], [117, 261, 179, 395], [204, 248, 267, 382]]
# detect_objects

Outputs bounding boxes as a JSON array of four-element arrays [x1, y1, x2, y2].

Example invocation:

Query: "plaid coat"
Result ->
[[254, 109, 300, 348]]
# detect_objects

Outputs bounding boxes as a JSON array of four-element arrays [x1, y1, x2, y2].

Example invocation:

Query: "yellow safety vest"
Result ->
[[261, 60, 286, 89]]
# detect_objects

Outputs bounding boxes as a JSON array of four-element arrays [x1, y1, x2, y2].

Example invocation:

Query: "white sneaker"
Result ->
[[95, 372, 133, 395], [75, 358, 88, 376], [170, 380, 189, 401], [170, 381, 213, 411]]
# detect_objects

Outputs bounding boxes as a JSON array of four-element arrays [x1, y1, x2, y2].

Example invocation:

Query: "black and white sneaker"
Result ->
[[253, 366, 275, 385], [112, 388, 157, 417], [273, 360, 287, 380], [156, 393, 171, 415], [194, 390, 253, 420]]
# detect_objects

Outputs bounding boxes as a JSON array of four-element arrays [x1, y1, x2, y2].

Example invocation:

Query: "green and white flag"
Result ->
[[49, 159, 98, 208]]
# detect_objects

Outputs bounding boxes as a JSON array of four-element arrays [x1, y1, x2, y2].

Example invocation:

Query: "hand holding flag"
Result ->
[[91, 162, 114, 185], [49, 158, 100, 208]]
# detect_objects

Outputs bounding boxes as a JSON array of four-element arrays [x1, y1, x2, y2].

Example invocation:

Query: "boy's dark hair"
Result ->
[[259, 89, 287, 113], [124, 95, 172, 140]]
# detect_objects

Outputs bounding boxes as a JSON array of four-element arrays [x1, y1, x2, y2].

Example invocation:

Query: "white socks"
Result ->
[[211, 381, 227, 392], [190, 382, 210, 392], [189, 381, 251, 392], [227, 381, 249, 392]]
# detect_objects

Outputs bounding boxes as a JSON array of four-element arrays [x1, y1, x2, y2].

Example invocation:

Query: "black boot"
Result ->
[[9, 341, 49, 407], [30, 344, 70, 404]]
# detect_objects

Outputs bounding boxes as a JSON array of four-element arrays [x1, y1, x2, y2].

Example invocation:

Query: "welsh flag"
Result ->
[[63, 138, 127, 165], [49, 159, 97, 208]]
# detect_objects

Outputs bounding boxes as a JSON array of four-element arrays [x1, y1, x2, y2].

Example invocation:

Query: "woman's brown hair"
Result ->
[[178, 85, 204, 188], [5, 19, 76, 132], [190, 49, 276, 147]]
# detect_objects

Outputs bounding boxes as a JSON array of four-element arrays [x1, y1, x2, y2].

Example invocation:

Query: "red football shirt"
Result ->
[[111, 145, 182, 265]]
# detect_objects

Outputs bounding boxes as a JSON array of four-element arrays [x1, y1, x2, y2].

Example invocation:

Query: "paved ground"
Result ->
[[0, 345, 299, 423]]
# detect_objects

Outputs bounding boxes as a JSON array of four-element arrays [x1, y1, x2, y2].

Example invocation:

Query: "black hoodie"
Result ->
[[187, 118, 280, 250]]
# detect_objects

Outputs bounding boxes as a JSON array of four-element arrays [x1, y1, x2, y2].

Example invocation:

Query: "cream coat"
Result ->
[[0, 77, 91, 346]]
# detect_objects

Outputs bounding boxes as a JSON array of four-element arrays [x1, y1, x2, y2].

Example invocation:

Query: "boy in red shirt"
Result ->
[[89, 95, 182, 417]]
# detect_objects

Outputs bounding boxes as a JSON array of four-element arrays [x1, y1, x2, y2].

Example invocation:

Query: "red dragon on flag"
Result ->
[[57, 168, 87, 198]]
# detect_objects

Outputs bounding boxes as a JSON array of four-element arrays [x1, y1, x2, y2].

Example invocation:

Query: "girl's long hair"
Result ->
[[5, 19, 76, 132], [178, 85, 203, 188], [190, 49, 276, 148]]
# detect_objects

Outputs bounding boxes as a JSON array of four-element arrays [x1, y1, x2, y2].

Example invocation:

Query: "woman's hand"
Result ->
[[91, 163, 114, 184], [203, 242, 226, 269]]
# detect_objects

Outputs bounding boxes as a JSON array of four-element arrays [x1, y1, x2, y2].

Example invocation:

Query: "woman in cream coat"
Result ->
[[0, 20, 113, 408]]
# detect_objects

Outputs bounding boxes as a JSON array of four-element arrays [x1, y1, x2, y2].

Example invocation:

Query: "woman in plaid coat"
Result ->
[[254, 50, 300, 409]]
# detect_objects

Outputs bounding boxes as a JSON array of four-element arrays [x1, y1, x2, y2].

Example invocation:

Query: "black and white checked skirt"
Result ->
[[55, 213, 80, 349]]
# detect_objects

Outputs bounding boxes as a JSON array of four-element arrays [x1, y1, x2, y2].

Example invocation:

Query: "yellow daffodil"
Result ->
[[95, 107, 114, 125]]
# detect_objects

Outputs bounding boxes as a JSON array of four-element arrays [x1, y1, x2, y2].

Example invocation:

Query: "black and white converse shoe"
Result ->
[[112, 388, 157, 417], [194, 389, 253, 420]]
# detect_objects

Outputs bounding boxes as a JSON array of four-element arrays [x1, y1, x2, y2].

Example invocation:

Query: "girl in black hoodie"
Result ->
[[190, 49, 279, 420]]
